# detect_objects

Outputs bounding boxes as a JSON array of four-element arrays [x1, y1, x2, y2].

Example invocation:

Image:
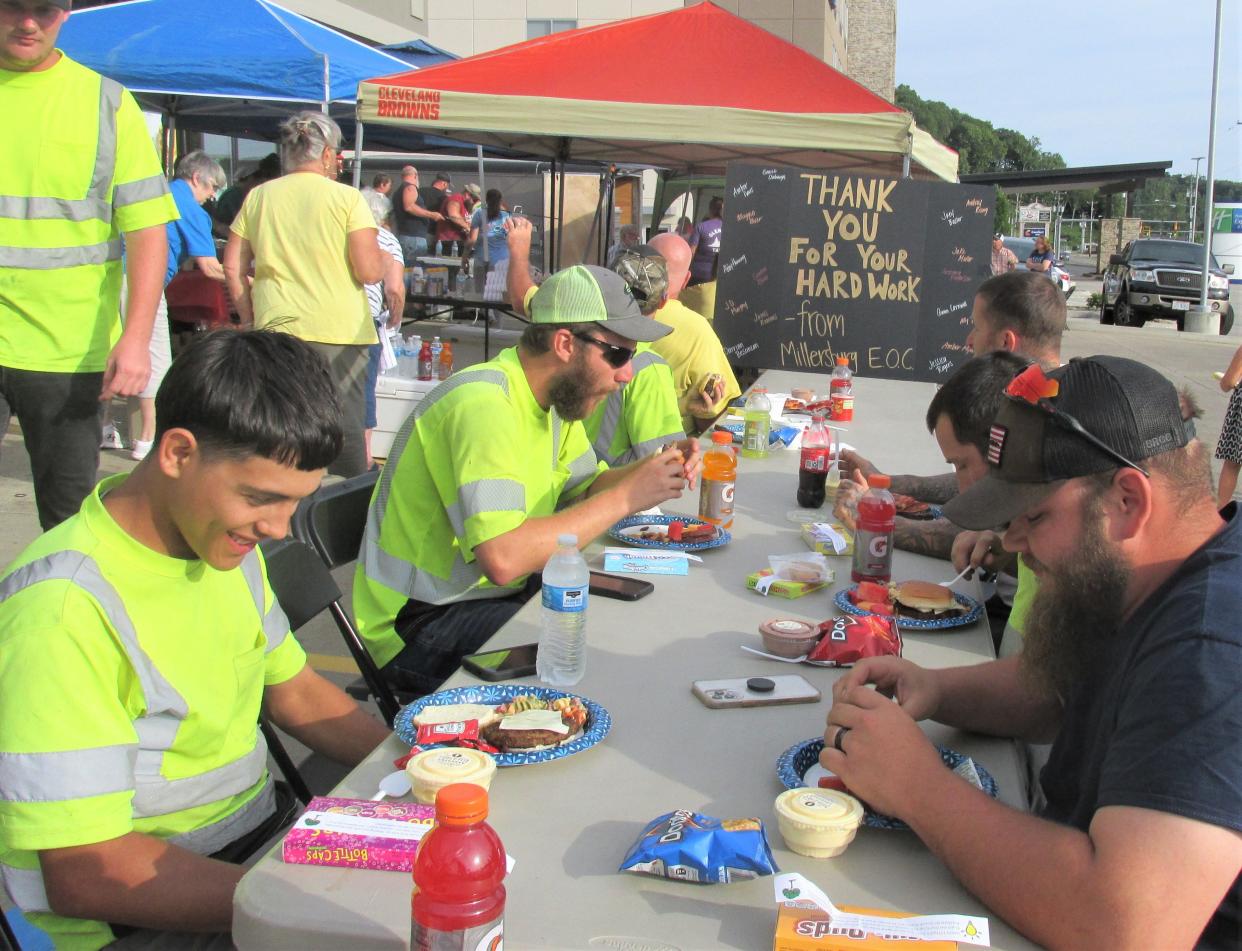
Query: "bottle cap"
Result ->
[[711, 430, 732, 444], [753, 387, 767, 393], [435, 782, 490, 825], [869, 474, 891, 489], [557, 533, 578, 546], [836, 356, 850, 366], [812, 415, 825, 423]]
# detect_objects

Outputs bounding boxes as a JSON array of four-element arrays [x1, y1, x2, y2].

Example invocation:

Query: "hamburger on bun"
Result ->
[[889, 581, 964, 619]]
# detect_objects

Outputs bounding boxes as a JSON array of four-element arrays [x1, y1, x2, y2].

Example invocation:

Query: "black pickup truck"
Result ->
[[1100, 238, 1235, 334]]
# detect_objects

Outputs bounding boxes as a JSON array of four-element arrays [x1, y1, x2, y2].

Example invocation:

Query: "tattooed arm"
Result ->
[[837, 450, 958, 503]]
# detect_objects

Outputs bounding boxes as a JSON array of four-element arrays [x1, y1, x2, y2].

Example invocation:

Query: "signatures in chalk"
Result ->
[[732, 182, 754, 199], [736, 209, 763, 225], [941, 268, 971, 283], [934, 300, 969, 318], [928, 356, 954, 375], [722, 298, 750, 317], [726, 341, 759, 359], [720, 254, 748, 275], [940, 210, 963, 227], [965, 197, 991, 216], [762, 168, 787, 181], [754, 266, 769, 286], [951, 247, 973, 264]]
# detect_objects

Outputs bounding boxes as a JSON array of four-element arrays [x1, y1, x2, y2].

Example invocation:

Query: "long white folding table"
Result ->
[[234, 371, 1039, 950]]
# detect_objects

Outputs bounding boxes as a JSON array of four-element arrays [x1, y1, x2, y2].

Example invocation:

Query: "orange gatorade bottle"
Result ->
[[698, 430, 737, 530]]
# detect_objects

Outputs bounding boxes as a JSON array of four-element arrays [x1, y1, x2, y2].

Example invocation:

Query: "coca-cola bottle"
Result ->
[[797, 415, 831, 508]]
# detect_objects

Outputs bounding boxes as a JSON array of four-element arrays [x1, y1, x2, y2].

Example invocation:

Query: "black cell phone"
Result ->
[[588, 571, 654, 601], [461, 643, 539, 682]]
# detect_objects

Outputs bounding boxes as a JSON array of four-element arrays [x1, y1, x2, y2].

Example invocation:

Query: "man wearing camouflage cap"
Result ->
[[822, 356, 1242, 948], [355, 263, 700, 693]]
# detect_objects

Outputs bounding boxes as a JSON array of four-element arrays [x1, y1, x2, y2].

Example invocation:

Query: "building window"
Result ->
[[527, 19, 577, 39]]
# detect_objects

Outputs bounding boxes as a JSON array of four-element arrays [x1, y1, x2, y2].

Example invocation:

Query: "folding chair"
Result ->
[[289, 471, 404, 725]]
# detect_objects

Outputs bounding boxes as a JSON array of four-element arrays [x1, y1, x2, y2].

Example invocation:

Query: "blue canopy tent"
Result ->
[[56, 0, 465, 154], [380, 39, 458, 69]]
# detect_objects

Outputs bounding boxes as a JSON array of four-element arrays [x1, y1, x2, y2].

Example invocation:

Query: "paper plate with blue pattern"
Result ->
[[776, 737, 998, 831], [608, 513, 731, 551], [834, 586, 983, 631], [394, 684, 611, 767]]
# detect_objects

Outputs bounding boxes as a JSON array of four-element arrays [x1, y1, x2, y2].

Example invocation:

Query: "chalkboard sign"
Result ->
[[713, 162, 995, 384]]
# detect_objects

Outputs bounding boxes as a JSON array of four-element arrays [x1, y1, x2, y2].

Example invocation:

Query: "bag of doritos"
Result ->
[[805, 614, 902, 666]]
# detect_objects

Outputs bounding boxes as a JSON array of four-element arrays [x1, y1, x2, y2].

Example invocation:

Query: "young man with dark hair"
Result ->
[[835, 270, 1066, 560], [355, 264, 701, 694], [825, 357, 1242, 950], [0, 331, 389, 949]]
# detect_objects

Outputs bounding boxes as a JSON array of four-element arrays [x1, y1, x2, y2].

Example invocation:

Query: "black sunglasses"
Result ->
[[571, 331, 634, 369]]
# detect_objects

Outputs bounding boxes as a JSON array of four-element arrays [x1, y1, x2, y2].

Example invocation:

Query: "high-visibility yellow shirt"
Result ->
[[230, 173, 378, 345], [0, 475, 305, 950], [648, 298, 742, 432], [0, 53, 177, 372], [583, 343, 685, 466], [354, 347, 605, 667]]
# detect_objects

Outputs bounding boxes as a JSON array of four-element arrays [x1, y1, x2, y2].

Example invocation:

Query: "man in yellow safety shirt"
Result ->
[[0, 331, 390, 950], [1, 0, 177, 529]]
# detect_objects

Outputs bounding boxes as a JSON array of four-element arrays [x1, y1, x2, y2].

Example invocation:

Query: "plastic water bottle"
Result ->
[[454, 271, 468, 298], [538, 534, 589, 686], [406, 336, 422, 380], [410, 784, 506, 951], [742, 387, 772, 459], [430, 336, 443, 371]]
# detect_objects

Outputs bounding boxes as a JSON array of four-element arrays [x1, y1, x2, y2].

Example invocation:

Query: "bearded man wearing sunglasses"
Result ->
[[354, 264, 702, 695], [820, 356, 1242, 950]]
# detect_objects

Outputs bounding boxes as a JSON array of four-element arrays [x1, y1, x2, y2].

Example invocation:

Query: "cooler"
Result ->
[[373, 375, 438, 460]]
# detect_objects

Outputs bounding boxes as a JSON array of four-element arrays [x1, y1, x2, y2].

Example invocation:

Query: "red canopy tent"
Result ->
[[356, 1, 957, 182]]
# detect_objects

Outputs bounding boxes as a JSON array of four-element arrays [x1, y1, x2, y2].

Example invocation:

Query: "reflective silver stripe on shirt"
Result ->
[[240, 549, 290, 653], [168, 775, 275, 855], [592, 389, 626, 466], [89, 76, 123, 201], [0, 194, 112, 222], [0, 239, 122, 269], [0, 746, 137, 803], [0, 862, 49, 915], [112, 174, 169, 209], [563, 446, 600, 497], [133, 732, 268, 819], [445, 478, 526, 538], [363, 369, 510, 605]]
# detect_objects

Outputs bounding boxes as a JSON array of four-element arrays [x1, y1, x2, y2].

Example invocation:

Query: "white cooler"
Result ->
[[373, 375, 438, 459]]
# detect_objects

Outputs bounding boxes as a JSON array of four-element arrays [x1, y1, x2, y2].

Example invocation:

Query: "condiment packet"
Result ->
[[619, 810, 778, 884], [415, 719, 480, 746], [805, 615, 902, 666], [772, 872, 990, 949]]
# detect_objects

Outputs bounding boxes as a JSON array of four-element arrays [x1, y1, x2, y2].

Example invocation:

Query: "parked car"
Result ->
[[1100, 238, 1235, 335], [1002, 236, 1077, 300]]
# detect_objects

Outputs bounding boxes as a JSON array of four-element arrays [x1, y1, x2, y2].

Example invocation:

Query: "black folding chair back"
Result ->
[[288, 471, 403, 724], [0, 909, 22, 951]]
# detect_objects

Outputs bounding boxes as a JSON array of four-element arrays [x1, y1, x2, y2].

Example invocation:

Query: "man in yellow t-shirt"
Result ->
[[0, 331, 389, 950], [0, 0, 177, 528], [646, 233, 741, 433]]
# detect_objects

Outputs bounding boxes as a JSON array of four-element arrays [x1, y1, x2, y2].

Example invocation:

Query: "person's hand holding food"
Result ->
[[687, 373, 725, 418], [833, 469, 868, 529], [950, 529, 1011, 578]]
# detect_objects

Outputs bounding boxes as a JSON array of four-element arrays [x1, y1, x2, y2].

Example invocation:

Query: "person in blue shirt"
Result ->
[[1025, 236, 1056, 277], [125, 152, 227, 461]]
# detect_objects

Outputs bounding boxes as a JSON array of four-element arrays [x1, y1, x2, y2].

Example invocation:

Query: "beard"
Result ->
[[548, 352, 609, 421], [1019, 497, 1131, 701]]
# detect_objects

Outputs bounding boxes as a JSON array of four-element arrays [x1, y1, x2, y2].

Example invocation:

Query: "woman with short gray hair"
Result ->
[[223, 110, 385, 476]]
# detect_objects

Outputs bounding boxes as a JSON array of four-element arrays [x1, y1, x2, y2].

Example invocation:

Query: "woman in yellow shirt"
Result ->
[[224, 111, 384, 476]]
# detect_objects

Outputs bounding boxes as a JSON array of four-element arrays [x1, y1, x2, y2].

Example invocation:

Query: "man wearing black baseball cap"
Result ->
[[823, 356, 1242, 949]]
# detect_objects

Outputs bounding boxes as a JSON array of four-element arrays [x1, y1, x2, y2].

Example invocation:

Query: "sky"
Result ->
[[896, 0, 1241, 182]]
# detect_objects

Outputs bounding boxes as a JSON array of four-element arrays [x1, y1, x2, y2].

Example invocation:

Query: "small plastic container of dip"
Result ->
[[774, 787, 864, 858], [759, 618, 821, 658], [405, 747, 497, 804]]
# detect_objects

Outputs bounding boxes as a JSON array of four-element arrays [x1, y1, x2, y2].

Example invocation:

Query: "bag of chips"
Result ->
[[618, 810, 778, 884], [805, 614, 902, 667]]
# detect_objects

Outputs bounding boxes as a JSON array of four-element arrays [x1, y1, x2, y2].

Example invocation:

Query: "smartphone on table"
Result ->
[[461, 643, 539, 682], [588, 571, 654, 601]]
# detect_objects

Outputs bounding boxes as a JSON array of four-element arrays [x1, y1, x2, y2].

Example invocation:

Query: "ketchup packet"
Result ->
[[805, 615, 902, 666], [619, 810, 778, 884], [415, 719, 480, 746]]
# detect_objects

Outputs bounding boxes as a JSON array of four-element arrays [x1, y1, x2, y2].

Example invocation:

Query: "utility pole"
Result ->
[[1186, 0, 1222, 334], [1189, 155, 1205, 243]]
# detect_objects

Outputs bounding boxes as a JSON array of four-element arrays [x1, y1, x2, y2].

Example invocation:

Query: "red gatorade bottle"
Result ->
[[850, 473, 895, 584], [411, 783, 506, 951]]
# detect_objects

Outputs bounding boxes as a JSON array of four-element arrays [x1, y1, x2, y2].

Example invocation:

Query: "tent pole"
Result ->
[[902, 132, 912, 179], [478, 145, 489, 270], [547, 158, 557, 274], [229, 137, 239, 185], [555, 139, 569, 270], [321, 53, 330, 114], [352, 120, 364, 190], [679, 168, 692, 232], [602, 165, 616, 265]]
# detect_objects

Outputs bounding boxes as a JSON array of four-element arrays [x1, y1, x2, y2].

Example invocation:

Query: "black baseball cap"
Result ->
[[942, 357, 1195, 530]]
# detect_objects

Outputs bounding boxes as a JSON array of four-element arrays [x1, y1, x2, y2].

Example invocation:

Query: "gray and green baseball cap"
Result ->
[[528, 264, 671, 343], [612, 245, 669, 316]]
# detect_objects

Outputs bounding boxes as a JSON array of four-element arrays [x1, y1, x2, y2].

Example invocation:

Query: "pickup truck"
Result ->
[[1100, 238, 1235, 334]]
